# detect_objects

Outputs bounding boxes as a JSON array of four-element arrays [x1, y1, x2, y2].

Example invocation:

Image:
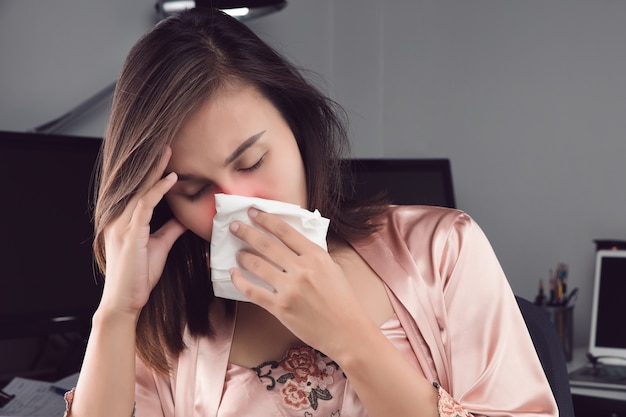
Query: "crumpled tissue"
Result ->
[[210, 194, 330, 302]]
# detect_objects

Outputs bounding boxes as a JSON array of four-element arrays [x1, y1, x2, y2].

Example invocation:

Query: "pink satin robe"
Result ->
[[133, 205, 558, 416]]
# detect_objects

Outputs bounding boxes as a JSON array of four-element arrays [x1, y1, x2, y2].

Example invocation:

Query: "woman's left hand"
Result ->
[[229, 207, 371, 358]]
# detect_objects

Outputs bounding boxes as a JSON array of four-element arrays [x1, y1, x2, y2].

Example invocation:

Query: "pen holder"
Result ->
[[542, 304, 574, 361]]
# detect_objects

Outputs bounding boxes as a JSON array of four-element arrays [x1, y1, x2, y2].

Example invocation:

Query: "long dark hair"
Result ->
[[93, 8, 387, 373]]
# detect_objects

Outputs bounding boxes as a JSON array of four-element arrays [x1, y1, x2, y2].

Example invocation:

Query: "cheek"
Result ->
[[251, 166, 307, 207], [227, 175, 275, 201]]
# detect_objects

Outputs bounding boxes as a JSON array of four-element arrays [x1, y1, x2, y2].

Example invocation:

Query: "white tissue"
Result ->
[[210, 194, 330, 302]]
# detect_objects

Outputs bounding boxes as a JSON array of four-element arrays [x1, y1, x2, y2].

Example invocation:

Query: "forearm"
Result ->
[[335, 320, 439, 417], [69, 307, 139, 417]]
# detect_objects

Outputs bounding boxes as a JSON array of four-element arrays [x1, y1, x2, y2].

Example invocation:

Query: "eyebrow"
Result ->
[[174, 130, 266, 183], [224, 130, 266, 166]]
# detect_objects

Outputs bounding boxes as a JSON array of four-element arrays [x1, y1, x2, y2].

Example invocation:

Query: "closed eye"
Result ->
[[187, 184, 213, 201], [238, 155, 265, 172]]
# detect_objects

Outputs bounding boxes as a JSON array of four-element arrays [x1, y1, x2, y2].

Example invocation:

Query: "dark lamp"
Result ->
[[155, 0, 287, 21]]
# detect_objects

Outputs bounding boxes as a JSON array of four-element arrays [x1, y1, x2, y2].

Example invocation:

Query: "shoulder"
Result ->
[[371, 205, 494, 283], [353, 204, 496, 284], [380, 205, 475, 247]]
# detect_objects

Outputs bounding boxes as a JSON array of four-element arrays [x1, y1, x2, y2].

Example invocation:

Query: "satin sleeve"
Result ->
[[432, 211, 558, 416]]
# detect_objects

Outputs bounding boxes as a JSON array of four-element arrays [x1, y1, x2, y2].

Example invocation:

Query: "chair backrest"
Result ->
[[516, 295, 575, 417]]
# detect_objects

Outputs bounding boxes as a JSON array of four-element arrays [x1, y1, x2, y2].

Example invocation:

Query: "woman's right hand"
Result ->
[[97, 147, 187, 317]]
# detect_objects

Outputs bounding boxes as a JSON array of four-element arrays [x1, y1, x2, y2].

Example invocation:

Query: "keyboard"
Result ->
[[570, 364, 626, 391]]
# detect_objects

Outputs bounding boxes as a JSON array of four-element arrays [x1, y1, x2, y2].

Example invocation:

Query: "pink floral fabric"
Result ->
[[63, 388, 75, 417], [252, 345, 341, 413], [435, 382, 474, 417]]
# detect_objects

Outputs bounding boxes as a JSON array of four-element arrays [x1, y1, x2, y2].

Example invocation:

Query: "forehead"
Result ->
[[178, 83, 277, 136], [166, 83, 286, 169]]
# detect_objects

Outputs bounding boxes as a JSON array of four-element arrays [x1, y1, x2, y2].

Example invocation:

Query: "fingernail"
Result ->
[[249, 207, 259, 218], [229, 222, 240, 232]]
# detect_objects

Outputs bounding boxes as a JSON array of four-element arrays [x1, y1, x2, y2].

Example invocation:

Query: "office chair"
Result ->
[[516, 295, 576, 417]]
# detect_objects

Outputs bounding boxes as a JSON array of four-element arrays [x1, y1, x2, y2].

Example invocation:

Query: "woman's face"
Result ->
[[165, 83, 307, 241]]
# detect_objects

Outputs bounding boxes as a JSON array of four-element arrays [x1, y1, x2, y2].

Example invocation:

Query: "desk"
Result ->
[[568, 347, 626, 416]]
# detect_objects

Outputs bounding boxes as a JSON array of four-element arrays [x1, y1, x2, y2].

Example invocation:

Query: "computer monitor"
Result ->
[[0, 131, 103, 339], [589, 249, 626, 362], [346, 158, 456, 208]]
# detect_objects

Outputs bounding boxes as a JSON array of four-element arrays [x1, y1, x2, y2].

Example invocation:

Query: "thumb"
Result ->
[[152, 217, 187, 252]]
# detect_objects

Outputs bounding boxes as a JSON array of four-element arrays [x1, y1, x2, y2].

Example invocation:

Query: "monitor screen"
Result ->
[[0, 131, 103, 339], [591, 251, 626, 357], [346, 158, 456, 208]]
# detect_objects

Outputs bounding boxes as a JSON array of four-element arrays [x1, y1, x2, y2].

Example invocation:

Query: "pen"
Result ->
[[534, 279, 546, 306], [0, 389, 15, 407], [548, 269, 556, 305], [566, 288, 578, 307]]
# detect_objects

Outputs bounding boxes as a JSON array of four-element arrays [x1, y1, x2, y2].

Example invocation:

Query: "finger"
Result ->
[[146, 218, 187, 284], [151, 216, 187, 251], [229, 220, 294, 268], [230, 267, 275, 307], [247, 208, 320, 255], [236, 249, 284, 286], [129, 172, 178, 231], [127, 146, 173, 205], [142, 146, 174, 195], [118, 146, 174, 224]]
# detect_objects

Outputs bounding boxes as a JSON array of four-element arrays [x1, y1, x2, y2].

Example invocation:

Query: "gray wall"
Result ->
[[3, 0, 626, 349]]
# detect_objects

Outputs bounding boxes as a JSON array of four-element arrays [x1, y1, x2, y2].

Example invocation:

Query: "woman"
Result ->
[[66, 8, 558, 417]]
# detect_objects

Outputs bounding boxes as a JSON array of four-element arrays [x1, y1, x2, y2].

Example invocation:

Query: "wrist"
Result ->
[[327, 317, 383, 371], [93, 302, 141, 329]]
